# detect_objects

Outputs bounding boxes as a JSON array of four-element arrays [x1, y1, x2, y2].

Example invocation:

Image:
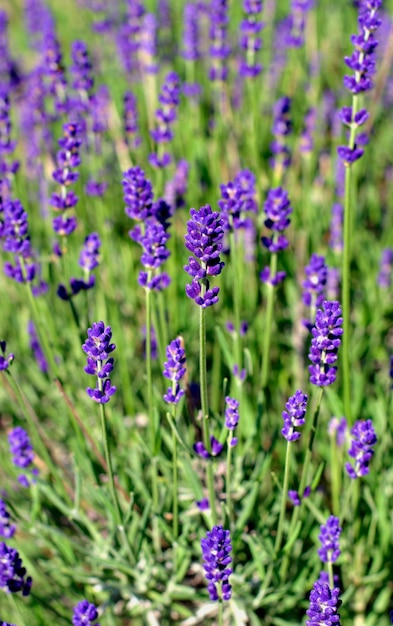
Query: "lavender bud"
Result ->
[[318, 516, 341, 564], [281, 390, 308, 441], [82, 321, 116, 403], [0, 541, 32, 595], [201, 525, 232, 601], [72, 599, 100, 626], [308, 301, 343, 387], [306, 580, 341, 625], [163, 337, 186, 404], [345, 419, 377, 479]]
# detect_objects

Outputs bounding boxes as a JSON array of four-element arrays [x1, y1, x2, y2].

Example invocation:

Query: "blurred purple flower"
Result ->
[[345, 419, 377, 479]]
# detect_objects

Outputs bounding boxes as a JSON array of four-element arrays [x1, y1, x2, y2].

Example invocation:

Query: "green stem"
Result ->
[[261, 253, 278, 390], [274, 440, 292, 557], [218, 599, 223, 626], [200, 304, 217, 525], [225, 433, 234, 529], [330, 432, 341, 518]]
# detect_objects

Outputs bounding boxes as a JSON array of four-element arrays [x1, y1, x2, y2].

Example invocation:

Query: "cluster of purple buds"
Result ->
[[40, 28, 67, 116], [184, 204, 225, 308], [0, 541, 32, 595], [117, 1, 145, 75], [82, 321, 116, 403], [194, 436, 223, 459], [0, 340, 13, 371], [28, 321, 48, 373], [0, 198, 37, 284], [318, 515, 342, 564], [139, 13, 158, 75], [182, 2, 201, 63], [57, 232, 101, 300], [123, 91, 141, 149], [288, 485, 311, 506], [0, 499, 15, 538], [149, 72, 181, 168], [270, 96, 292, 172], [0, 89, 19, 191], [72, 599, 100, 626], [337, 0, 382, 166], [282, 390, 308, 442], [306, 580, 341, 626], [345, 419, 377, 479], [308, 300, 343, 387], [286, 0, 314, 48], [71, 40, 94, 98], [225, 396, 240, 446], [260, 187, 292, 286], [377, 248, 393, 287], [201, 525, 232, 601], [302, 254, 328, 330], [163, 337, 187, 405], [218, 169, 258, 232], [239, 0, 263, 78], [209, 0, 230, 81], [8, 426, 38, 487], [0, 10, 13, 91], [50, 122, 81, 240]]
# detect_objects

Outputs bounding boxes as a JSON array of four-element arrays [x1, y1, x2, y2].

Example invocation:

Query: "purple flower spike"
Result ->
[[0, 500, 16, 538], [0, 341, 13, 371], [270, 97, 292, 170], [184, 204, 225, 307], [308, 301, 343, 387], [302, 254, 328, 330], [8, 427, 34, 470], [318, 516, 342, 564], [123, 91, 141, 149], [194, 436, 223, 459], [261, 187, 292, 253], [82, 321, 117, 404], [306, 581, 341, 625], [281, 390, 308, 442], [345, 419, 377, 479], [239, 0, 263, 78], [72, 599, 100, 626], [163, 337, 187, 405], [225, 396, 240, 431], [377, 248, 393, 287], [201, 526, 232, 601], [0, 541, 32, 596], [123, 166, 154, 222], [209, 0, 230, 81]]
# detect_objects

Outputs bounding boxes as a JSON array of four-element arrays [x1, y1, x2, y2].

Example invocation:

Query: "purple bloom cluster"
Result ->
[[209, 0, 230, 81], [163, 337, 187, 404], [28, 321, 48, 373], [149, 71, 181, 168], [260, 187, 292, 286], [377, 248, 393, 287], [0, 541, 32, 595], [123, 91, 141, 149], [184, 204, 225, 308], [0, 89, 19, 189], [72, 599, 100, 626], [239, 0, 263, 78], [345, 419, 377, 479], [194, 436, 223, 459], [308, 301, 343, 387], [218, 169, 258, 232], [201, 525, 232, 601], [123, 166, 154, 225], [318, 516, 341, 564], [225, 396, 240, 446], [0, 341, 13, 371], [8, 426, 38, 487], [0, 499, 16, 538], [270, 97, 292, 171], [286, 0, 314, 49], [117, 1, 145, 75], [182, 2, 201, 62], [71, 40, 94, 96], [288, 485, 311, 506], [1, 198, 38, 285], [40, 27, 67, 116], [57, 232, 101, 300], [306, 581, 341, 625], [139, 13, 158, 75], [338, 0, 382, 166], [281, 390, 308, 442], [138, 214, 171, 291], [50, 122, 81, 238], [302, 254, 328, 330], [82, 321, 116, 403]]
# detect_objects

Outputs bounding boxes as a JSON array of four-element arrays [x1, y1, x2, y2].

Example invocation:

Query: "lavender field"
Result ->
[[1, 0, 393, 624]]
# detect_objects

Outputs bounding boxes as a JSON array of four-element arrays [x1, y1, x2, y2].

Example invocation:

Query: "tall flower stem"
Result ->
[[261, 252, 278, 390], [200, 303, 217, 526], [225, 434, 233, 528], [274, 440, 292, 557], [342, 93, 359, 425], [280, 387, 324, 579]]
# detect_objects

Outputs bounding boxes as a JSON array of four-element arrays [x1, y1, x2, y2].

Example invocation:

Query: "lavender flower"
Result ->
[[225, 396, 240, 446], [123, 91, 141, 149], [286, 0, 314, 49], [138, 216, 171, 291], [123, 166, 154, 227], [0, 500, 16, 538], [345, 419, 377, 479], [82, 321, 116, 403], [201, 525, 232, 601], [0, 341, 13, 370], [8, 426, 37, 488], [182, 2, 201, 61], [0, 541, 32, 595], [0, 89, 19, 188], [302, 254, 328, 330], [71, 40, 94, 96], [306, 580, 341, 625], [218, 169, 258, 232], [149, 72, 181, 168], [308, 301, 343, 387], [328, 417, 348, 447], [239, 0, 263, 78], [139, 13, 158, 75], [72, 599, 100, 626], [288, 486, 311, 506], [209, 0, 230, 81], [318, 516, 341, 564], [1, 198, 38, 285], [377, 248, 393, 287], [163, 337, 187, 404], [282, 390, 308, 442], [270, 97, 292, 171], [184, 204, 225, 308], [164, 159, 189, 211], [194, 436, 223, 458], [28, 321, 48, 373], [79, 232, 101, 273], [260, 187, 292, 286]]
